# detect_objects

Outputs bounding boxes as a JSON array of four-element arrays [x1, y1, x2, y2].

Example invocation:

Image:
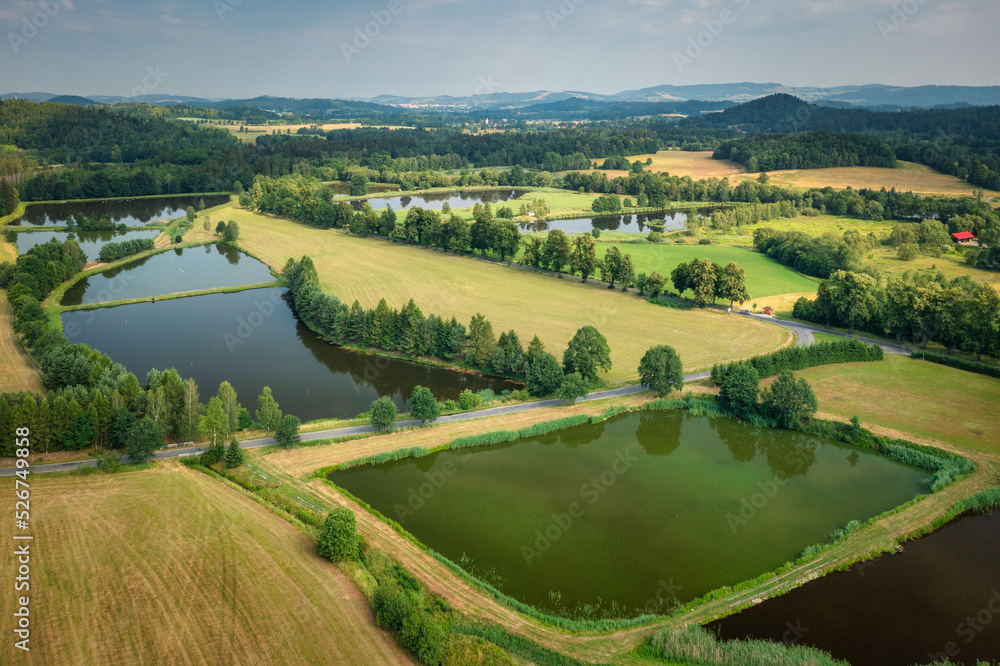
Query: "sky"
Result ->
[[1, 0, 998, 100]]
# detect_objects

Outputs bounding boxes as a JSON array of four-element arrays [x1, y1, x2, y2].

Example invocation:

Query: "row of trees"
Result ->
[[794, 270, 1000, 360], [98, 238, 155, 263], [718, 367, 819, 429], [753, 228, 865, 279], [0, 233, 299, 458], [284, 256, 542, 381], [670, 259, 750, 308]]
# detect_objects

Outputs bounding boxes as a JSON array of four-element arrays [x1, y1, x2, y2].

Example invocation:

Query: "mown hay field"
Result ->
[[0, 464, 409, 665], [230, 208, 790, 381]]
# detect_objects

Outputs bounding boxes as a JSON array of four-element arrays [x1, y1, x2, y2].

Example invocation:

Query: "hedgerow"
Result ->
[[711, 338, 883, 384], [911, 350, 1000, 379]]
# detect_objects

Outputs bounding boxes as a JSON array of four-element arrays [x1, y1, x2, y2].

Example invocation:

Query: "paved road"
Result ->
[[1, 313, 904, 477], [750, 314, 913, 355], [1, 375, 721, 477]]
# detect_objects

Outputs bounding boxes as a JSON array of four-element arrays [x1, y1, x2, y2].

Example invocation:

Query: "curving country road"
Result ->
[[0, 316, 909, 477]]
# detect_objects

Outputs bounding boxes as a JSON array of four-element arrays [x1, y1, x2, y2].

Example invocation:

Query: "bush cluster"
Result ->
[[97, 238, 156, 263]]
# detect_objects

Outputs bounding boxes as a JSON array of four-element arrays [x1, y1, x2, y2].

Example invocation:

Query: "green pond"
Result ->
[[329, 411, 926, 616]]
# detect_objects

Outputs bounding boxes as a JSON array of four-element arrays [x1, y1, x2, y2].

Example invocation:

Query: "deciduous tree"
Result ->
[[638, 345, 684, 397]]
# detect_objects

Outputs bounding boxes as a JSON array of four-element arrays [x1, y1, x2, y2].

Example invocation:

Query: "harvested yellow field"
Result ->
[[626, 150, 747, 179], [0, 464, 410, 665], [231, 208, 789, 382], [0, 291, 43, 393], [757, 161, 999, 198]]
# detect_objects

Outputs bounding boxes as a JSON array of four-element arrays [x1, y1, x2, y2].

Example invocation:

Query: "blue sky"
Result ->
[[2, 0, 998, 99]]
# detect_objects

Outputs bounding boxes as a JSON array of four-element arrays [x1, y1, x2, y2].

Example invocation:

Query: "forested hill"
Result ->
[[689, 95, 1000, 189], [0, 99, 238, 163], [681, 93, 1000, 136], [714, 132, 897, 172]]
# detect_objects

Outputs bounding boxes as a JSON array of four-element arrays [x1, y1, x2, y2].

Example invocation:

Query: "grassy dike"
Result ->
[[222, 389, 1000, 663], [40, 239, 281, 329]]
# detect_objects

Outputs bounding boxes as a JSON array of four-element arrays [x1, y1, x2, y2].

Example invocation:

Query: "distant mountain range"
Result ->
[[4, 83, 1000, 115]]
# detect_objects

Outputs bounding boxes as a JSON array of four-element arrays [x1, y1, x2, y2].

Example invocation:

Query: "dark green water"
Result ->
[[61, 244, 275, 305], [711, 510, 1000, 666], [329, 411, 926, 616], [12, 195, 229, 227], [13, 229, 160, 259], [348, 189, 527, 212], [61, 288, 516, 422]]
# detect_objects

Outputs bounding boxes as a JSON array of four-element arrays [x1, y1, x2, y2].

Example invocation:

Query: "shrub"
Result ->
[[648, 296, 693, 310], [647, 231, 663, 244], [200, 440, 225, 466], [760, 372, 818, 428], [370, 396, 399, 431], [399, 612, 449, 665], [318, 507, 360, 562], [97, 452, 123, 473], [372, 584, 413, 633], [557, 372, 589, 404], [698, 238, 712, 245], [458, 389, 483, 411], [717, 364, 760, 419], [98, 238, 155, 263]]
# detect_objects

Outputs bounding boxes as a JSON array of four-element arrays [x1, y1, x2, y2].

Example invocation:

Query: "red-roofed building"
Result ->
[[951, 231, 977, 244]]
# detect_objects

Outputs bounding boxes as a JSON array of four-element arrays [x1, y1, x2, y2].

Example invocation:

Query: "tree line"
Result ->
[[0, 237, 299, 458], [98, 238, 155, 263], [793, 270, 1000, 360], [284, 256, 627, 399], [714, 131, 897, 172]]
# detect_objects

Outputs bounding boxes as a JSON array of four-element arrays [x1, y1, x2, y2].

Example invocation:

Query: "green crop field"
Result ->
[[800, 355, 1000, 452], [597, 241, 819, 299], [0, 464, 408, 665], [230, 207, 790, 381]]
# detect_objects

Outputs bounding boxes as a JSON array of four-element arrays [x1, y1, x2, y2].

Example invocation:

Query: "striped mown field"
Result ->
[[231, 207, 790, 382], [0, 464, 410, 665]]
